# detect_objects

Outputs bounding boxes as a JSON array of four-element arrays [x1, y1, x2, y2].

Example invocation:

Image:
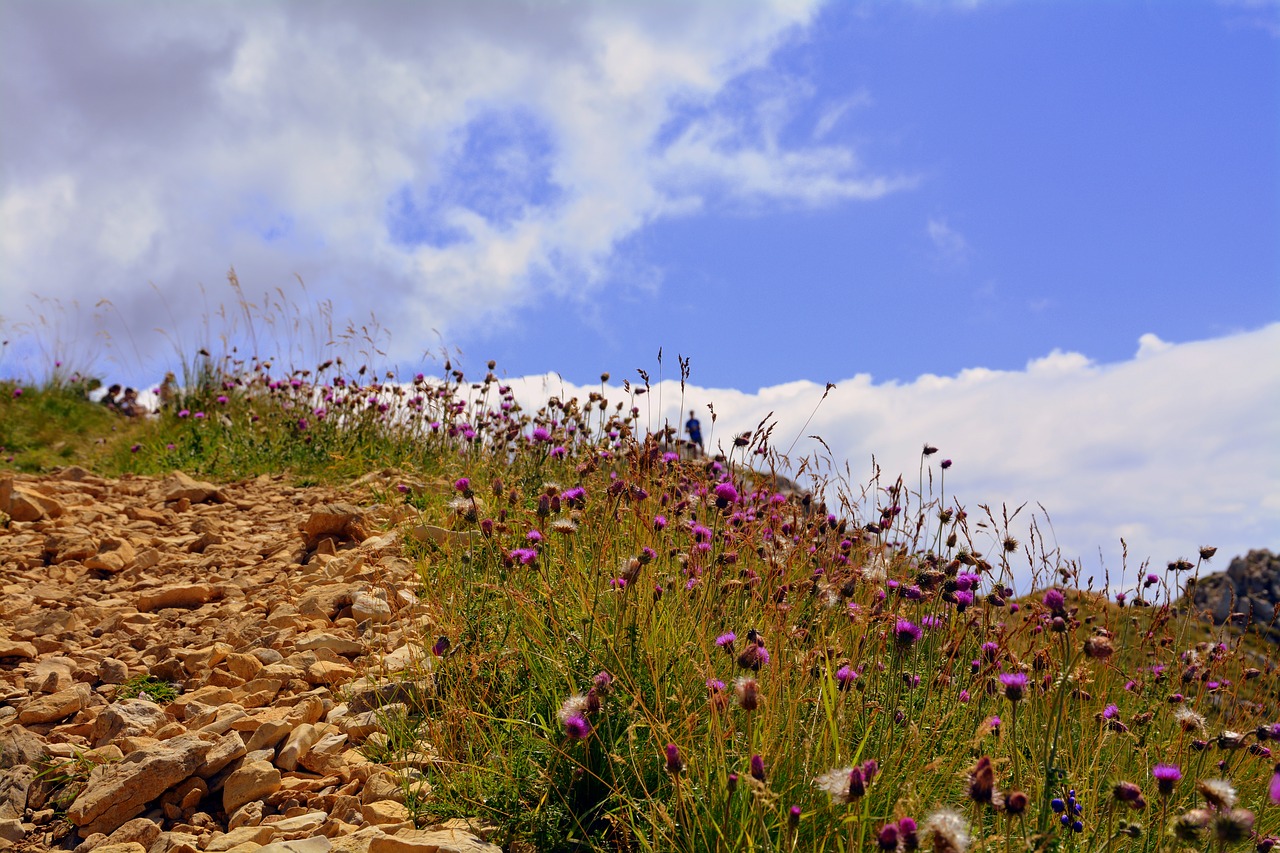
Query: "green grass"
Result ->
[[115, 674, 180, 704], [3, 332, 1277, 853]]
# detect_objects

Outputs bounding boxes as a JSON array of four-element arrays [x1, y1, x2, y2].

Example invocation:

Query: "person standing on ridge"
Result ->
[[685, 410, 703, 453]]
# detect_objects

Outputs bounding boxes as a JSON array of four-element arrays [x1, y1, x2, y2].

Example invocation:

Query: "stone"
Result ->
[[305, 661, 356, 686], [204, 825, 275, 852], [105, 817, 162, 850], [0, 766, 36, 821], [267, 812, 327, 834], [85, 537, 137, 573], [137, 584, 216, 612], [222, 761, 281, 815], [367, 829, 501, 853], [275, 725, 322, 773], [360, 801, 410, 826], [163, 472, 221, 504], [85, 845, 147, 853], [1186, 548, 1280, 642], [66, 734, 211, 836], [301, 504, 371, 548], [2, 484, 64, 521], [257, 837, 332, 853], [227, 800, 263, 830], [294, 632, 364, 657], [195, 731, 247, 779], [91, 699, 170, 748], [18, 683, 91, 724], [244, 720, 294, 754], [0, 817, 30, 844], [351, 592, 392, 625], [0, 640, 36, 661], [0, 727, 48, 768], [99, 658, 131, 684]]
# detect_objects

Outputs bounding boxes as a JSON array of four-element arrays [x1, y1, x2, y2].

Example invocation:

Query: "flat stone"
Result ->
[[18, 684, 90, 724], [305, 661, 356, 686], [361, 801, 411, 826], [351, 592, 392, 624], [104, 817, 163, 850], [0, 640, 36, 661], [137, 583, 216, 612], [368, 829, 501, 853], [85, 844, 147, 853], [294, 632, 364, 657], [163, 472, 221, 504], [66, 733, 211, 836], [257, 837, 332, 853], [205, 824, 275, 852]]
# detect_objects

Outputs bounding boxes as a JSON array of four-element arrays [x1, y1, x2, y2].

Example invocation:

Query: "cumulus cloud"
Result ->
[[505, 324, 1280, 591], [0, 0, 910, 363]]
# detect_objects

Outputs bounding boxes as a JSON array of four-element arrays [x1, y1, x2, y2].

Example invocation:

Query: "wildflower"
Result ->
[[877, 822, 900, 851], [714, 482, 739, 507], [1270, 763, 1280, 804], [1196, 778, 1237, 810], [130, 444, 141, 453], [968, 757, 996, 805], [727, 772, 738, 794], [1216, 730, 1245, 750], [735, 677, 760, 712], [526, 529, 543, 543], [1043, 588, 1066, 613], [715, 632, 736, 651], [562, 715, 591, 740], [737, 643, 769, 671], [178, 409, 190, 418], [665, 743, 683, 775], [1005, 790, 1028, 815], [1153, 764, 1181, 797], [593, 671, 613, 694], [835, 664, 859, 690], [1174, 707, 1206, 733], [1172, 809, 1211, 841], [922, 807, 969, 853], [894, 618, 923, 648], [999, 672, 1029, 703], [1212, 809, 1255, 843], [940, 459, 952, 469], [432, 636, 450, 657], [550, 518, 578, 535], [749, 754, 766, 782], [1102, 704, 1119, 719], [1112, 781, 1146, 810], [11, 388, 20, 398]]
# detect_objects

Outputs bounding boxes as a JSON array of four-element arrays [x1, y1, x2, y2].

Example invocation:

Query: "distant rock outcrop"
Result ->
[[1186, 549, 1280, 642]]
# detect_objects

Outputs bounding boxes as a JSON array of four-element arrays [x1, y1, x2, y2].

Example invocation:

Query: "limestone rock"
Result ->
[[1186, 548, 1280, 641], [0, 765, 36, 821], [91, 699, 170, 747], [18, 683, 91, 725], [302, 504, 372, 548], [163, 472, 221, 504], [137, 584, 216, 612], [66, 733, 211, 836], [222, 760, 281, 815], [0, 640, 37, 661], [368, 829, 502, 853]]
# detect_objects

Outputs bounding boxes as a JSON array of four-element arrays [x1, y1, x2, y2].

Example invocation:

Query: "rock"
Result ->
[[2, 484, 64, 521], [0, 817, 30, 844], [98, 658, 131, 684], [275, 725, 322, 773], [18, 683, 91, 724], [1186, 549, 1280, 642], [294, 632, 364, 658], [305, 661, 356, 686], [85, 537, 137, 573], [257, 837, 332, 853], [137, 584, 216, 612], [88, 844, 147, 853], [351, 592, 392, 624], [0, 766, 36, 821], [360, 801, 411, 826], [267, 812, 327, 834], [368, 829, 502, 853], [244, 719, 294, 754], [66, 733, 211, 836], [104, 817, 162, 850], [195, 731, 247, 780], [163, 472, 221, 504], [0, 728, 47, 769], [302, 504, 373, 548], [222, 760, 281, 815], [0, 640, 36, 661], [204, 824, 275, 852], [91, 699, 170, 747]]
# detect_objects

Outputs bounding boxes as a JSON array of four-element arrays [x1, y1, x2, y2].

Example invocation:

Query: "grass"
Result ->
[[115, 674, 180, 704], [2, 300, 1277, 853]]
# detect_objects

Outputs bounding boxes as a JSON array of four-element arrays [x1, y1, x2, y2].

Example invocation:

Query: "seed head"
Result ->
[[1196, 778, 1237, 810], [923, 808, 970, 853], [735, 677, 760, 712]]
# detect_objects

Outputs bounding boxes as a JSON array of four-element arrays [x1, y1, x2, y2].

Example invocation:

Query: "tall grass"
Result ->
[[1, 292, 1276, 852]]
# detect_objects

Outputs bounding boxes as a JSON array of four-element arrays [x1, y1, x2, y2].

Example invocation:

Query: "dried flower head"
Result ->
[[1174, 707, 1206, 734], [1196, 778, 1237, 811], [968, 757, 996, 805], [923, 808, 970, 853], [735, 677, 760, 712]]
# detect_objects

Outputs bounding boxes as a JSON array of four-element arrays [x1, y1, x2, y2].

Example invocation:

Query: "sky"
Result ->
[[1, 0, 1277, 588]]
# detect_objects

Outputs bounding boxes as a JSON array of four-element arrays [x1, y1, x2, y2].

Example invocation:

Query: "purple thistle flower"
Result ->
[[999, 672, 1029, 702], [894, 618, 923, 648], [665, 743, 684, 774], [714, 482, 739, 506], [749, 754, 766, 782], [1102, 704, 1119, 719], [1270, 763, 1280, 805], [653, 514, 667, 530], [1153, 764, 1181, 797], [563, 715, 591, 740], [454, 477, 470, 493], [835, 665, 859, 690], [531, 426, 551, 442], [716, 632, 737, 650], [432, 636, 451, 657], [526, 529, 543, 543], [1043, 588, 1066, 613]]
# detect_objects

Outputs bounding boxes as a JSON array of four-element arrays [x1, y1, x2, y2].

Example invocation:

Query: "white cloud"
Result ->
[[926, 217, 969, 262], [505, 324, 1280, 592], [0, 1, 911, 362]]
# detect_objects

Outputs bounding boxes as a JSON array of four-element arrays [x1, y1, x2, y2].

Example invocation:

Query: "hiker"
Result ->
[[158, 372, 178, 410], [100, 384, 122, 412], [118, 387, 140, 417], [685, 410, 703, 452]]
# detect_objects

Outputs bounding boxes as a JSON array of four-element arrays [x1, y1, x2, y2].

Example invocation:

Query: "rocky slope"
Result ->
[[1187, 548, 1280, 642], [0, 468, 496, 853]]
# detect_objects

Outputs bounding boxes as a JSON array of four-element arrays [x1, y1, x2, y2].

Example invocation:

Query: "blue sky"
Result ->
[[1, 0, 1277, 584]]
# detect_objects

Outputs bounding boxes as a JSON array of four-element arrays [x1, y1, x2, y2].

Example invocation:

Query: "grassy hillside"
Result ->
[[2, 358, 1277, 853]]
